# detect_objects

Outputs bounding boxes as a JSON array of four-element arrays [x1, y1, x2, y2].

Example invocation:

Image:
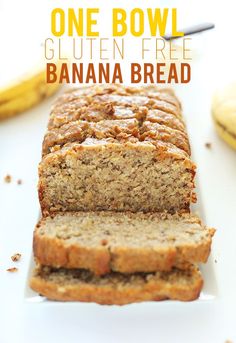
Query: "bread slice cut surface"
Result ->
[[33, 212, 215, 275]]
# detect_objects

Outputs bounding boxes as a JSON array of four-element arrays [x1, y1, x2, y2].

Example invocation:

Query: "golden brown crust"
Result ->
[[33, 234, 111, 275], [43, 121, 188, 155], [140, 121, 190, 155], [53, 85, 181, 111], [30, 265, 203, 304], [48, 102, 147, 129], [146, 109, 185, 131], [43, 121, 89, 156], [41, 139, 192, 163], [33, 212, 215, 275], [46, 85, 186, 155], [43, 119, 141, 156]]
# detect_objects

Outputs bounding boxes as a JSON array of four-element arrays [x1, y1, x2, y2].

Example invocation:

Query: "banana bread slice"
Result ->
[[39, 85, 196, 215], [30, 264, 203, 304], [33, 212, 215, 275]]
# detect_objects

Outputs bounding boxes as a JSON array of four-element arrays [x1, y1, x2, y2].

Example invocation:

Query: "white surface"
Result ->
[[1, 1, 236, 342]]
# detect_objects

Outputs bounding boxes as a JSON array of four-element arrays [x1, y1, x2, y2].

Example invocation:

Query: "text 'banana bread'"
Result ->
[[38, 85, 196, 215]]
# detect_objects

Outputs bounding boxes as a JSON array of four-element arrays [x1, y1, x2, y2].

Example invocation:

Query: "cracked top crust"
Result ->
[[43, 85, 189, 158]]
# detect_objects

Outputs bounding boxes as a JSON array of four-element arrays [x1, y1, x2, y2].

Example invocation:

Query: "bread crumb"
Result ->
[[17, 179, 22, 185], [11, 253, 21, 262], [205, 142, 212, 149], [4, 174, 12, 183], [101, 239, 108, 246], [191, 192, 197, 203], [6, 267, 18, 272], [104, 103, 114, 115]]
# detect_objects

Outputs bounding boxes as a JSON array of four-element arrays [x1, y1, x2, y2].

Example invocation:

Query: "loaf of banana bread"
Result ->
[[39, 85, 196, 215]]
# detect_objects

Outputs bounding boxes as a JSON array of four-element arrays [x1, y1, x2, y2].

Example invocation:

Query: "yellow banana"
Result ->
[[0, 64, 61, 120], [213, 121, 236, 150], [212, 83, 236, 150], [0, 81, 60, 120]]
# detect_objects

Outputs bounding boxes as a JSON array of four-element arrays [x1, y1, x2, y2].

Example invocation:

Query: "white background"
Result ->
[[0, 1, 236, 342]]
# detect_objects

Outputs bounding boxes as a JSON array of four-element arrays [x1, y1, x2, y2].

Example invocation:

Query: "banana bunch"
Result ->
[[0, 66, 61, 120]]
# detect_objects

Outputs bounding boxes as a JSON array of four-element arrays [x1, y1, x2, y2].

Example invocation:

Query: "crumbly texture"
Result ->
[[30, 264, 203, 304], [4, 174, 12, 183], [205, 142, 212, 149], [39, 84, 196, 215], [34, 212, 215, 275], [6, 267, 18, 272], [11, 253, 21, 262]]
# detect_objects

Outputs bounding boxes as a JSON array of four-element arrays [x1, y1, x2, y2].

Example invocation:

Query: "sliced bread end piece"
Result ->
[[30, 265, 203, 305]]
